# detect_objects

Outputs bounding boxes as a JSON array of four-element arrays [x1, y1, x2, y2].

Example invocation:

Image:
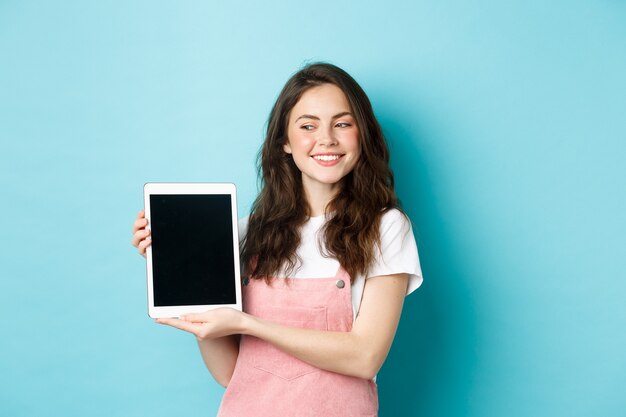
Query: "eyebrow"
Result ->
[[294, 111, 353, 123]]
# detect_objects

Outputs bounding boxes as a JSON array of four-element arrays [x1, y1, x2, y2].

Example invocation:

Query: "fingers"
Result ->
[[137, 235, 151, 257], [131, 228, 150, 246], [180, 312, 205, 323], [131, 229, 151, 258], [132, 211, 148, 234], [157, 310, 240, 340], [156, 318, 201, 336], [131, 210, 151, 256], [180, 309, 228, 323], [130, 229, 150, 247]]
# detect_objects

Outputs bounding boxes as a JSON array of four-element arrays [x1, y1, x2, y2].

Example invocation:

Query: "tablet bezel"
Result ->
[[143, 182, 242, 318]]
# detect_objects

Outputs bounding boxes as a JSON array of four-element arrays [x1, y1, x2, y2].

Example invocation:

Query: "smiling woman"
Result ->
[[131, 62, 423, 416], [284, 83, 361, 211]]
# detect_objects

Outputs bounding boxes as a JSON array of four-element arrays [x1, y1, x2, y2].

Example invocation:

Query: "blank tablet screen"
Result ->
[[150, 194, 236, 306]]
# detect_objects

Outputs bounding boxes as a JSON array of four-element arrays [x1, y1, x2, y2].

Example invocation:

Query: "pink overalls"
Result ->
[[217, 268, 379, 417]]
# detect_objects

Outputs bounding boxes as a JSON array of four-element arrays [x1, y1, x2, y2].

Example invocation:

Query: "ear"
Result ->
[[283, 141, 292, 154]]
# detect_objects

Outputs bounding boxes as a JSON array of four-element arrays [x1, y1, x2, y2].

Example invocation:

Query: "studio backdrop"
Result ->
[[1, 1, 625, 416]]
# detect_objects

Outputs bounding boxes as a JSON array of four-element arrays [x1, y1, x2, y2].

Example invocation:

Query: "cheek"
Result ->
[[343, 130, 360, 153], [346, 132, 361, 165], [289, 134, 315, 154]]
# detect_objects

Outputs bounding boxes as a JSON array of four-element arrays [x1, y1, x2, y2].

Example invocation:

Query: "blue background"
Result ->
[[1, 1, 625, 416]]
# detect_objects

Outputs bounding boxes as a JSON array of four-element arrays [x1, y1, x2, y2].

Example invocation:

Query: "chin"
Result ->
[[317, 176, 348, 186]]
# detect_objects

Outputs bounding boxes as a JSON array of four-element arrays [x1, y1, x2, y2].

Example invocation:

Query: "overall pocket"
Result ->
[[251, 305, 328, 381]]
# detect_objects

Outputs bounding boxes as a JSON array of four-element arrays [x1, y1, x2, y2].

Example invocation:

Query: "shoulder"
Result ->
[[368, 208, 423, 294], [380, 207, 410, 224], [379, 208, 412, 239]]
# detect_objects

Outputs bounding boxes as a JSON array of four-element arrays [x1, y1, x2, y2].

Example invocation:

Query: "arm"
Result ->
[[158, 309, 243, 387], [195, 336, 240, 387], [159, 273, 408, 380], [244, 273, 408, 379]]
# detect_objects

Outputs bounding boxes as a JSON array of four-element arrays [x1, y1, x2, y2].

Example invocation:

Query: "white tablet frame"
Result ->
[[143, 182, 242, 318]]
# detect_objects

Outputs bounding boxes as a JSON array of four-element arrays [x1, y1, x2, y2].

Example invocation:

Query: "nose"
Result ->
[[317, 126, 338, 147]]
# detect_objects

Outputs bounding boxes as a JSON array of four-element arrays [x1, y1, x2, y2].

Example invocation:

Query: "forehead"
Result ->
[[290, 84, 352, 119]]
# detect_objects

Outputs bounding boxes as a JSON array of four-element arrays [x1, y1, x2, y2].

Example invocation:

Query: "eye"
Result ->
[[301, 124, 315, 131], [335, 122, 352, 128]]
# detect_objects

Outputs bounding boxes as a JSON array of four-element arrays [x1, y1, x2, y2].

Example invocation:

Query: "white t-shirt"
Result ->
[[238, 208, 423, 318]]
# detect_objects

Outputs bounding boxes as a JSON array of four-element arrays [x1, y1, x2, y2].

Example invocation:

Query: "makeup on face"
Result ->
[[284, 84, 361, 191]]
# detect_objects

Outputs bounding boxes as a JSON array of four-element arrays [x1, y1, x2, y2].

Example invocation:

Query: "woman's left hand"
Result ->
[[156, 307, 247, 340]]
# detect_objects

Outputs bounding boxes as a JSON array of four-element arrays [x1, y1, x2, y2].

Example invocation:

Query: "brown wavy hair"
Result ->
[[242, 62, 401, 282]]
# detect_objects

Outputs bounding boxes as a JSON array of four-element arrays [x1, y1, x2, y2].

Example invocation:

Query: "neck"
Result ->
[[302, 178, 341, 217]]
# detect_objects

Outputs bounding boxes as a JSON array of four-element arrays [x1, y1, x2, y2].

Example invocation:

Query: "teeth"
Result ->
[[313, 155, 340, 161]]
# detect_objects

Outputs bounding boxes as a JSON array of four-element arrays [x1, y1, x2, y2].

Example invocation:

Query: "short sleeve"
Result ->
[[367, 209, 423, 295]]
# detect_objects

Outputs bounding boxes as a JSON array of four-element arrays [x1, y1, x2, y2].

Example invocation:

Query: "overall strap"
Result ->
[[333, 266, 351, 283]]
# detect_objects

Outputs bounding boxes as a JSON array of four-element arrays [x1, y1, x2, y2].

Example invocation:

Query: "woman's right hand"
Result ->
[[131, 210, 151, 257]]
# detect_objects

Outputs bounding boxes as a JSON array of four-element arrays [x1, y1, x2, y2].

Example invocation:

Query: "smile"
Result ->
[[312, 154, 342, 161], [311, 154, 344, 167]]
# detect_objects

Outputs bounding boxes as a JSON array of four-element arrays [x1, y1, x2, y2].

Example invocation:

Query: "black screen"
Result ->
[[150, 194, 236, 306]]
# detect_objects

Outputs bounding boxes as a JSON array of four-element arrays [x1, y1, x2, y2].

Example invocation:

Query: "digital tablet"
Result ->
[[143, 183, 242, 318]]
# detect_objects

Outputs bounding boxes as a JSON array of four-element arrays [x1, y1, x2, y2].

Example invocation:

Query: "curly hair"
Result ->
[[242, 62, 401, 282]]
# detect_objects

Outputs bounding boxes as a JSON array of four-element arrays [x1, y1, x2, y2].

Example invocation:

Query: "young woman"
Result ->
[[131, 63, 422, 416]]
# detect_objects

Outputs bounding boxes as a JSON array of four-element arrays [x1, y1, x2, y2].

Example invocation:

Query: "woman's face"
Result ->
[[284, 83, 360, 194]]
